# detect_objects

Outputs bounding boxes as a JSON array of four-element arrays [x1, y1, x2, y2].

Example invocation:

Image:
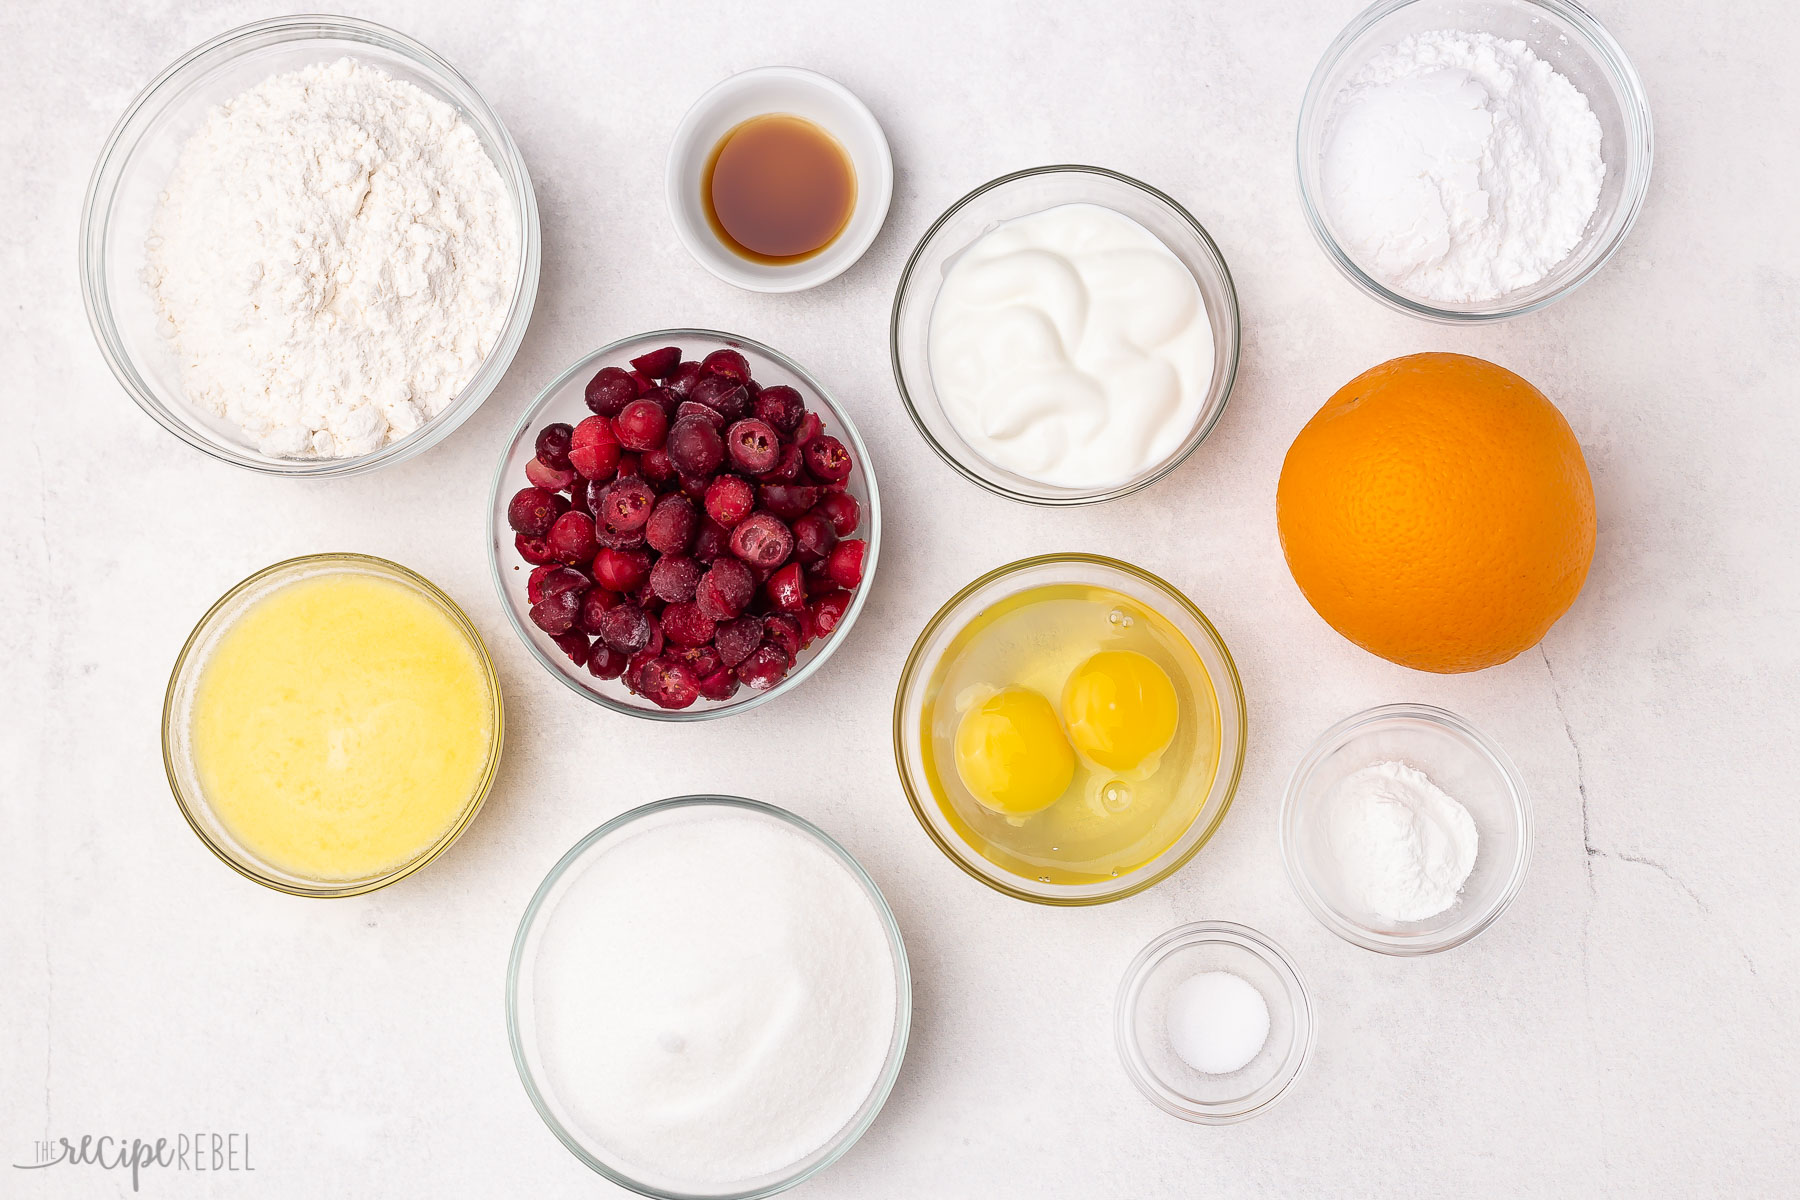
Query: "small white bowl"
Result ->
[[665, 66, 892, 292]]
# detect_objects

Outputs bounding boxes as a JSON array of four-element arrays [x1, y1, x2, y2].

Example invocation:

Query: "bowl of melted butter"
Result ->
[[894, 554, 1245, 904]]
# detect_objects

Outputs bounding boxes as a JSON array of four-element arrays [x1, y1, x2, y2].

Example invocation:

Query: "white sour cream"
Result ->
[[927, 203, 1213, 490]]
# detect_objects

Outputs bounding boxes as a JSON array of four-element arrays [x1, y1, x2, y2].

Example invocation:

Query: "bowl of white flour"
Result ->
[[1280, 703, 1532, 955], [81, 15, 540, 475], [1296, 0, 1652, 322]]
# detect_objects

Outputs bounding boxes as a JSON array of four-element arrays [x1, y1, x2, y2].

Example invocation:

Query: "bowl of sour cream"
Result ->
[[890, 166, 1240, 505]]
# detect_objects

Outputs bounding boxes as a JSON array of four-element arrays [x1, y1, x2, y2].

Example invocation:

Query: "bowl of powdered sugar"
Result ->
[[81, 15, 539, 475], [1280, 703, 1532, 955], [1296, 0, 1652, 322]]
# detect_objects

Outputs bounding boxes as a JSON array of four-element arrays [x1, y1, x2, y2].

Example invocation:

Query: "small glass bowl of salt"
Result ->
[[1115, 922, 1316, 1124]]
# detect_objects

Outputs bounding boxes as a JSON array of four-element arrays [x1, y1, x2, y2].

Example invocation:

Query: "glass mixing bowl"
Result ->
[[80, 14, 541, 476], [487, 329, 880, 721], [1280, 703, 1533, 954], [893, 553, 1246, 904], [1115, 921, 1317, 1124], [1296, 0, 1652, 322], [507, 796, 911, 1199], [162, 553, 505, 897], [890, 166, 1240, 505]]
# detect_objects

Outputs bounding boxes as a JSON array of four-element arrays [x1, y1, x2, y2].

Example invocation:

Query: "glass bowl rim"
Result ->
[[1278, 701, 1535, 955], [504, 794, 912, 1200], [888, 164, 1242, 506], [892, 551, 1248, 905], [485, 327, 880, 722], [78, 12, 542, 477], [1293, 0, 1654, 324], [1113, 919, 1318, 1125], [160, 552, 506, 897]]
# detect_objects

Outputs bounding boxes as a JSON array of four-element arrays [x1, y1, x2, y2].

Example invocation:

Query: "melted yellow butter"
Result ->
[[921, 584, 1219, 885], [190, 572, 494, 881]]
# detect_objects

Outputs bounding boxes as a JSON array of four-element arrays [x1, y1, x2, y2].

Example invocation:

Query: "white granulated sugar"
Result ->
[[1321, 30, 1605, 304], [145, 58, 516, 458], [1323, 760, 1478, 922], [529, 808, 896, 1190]]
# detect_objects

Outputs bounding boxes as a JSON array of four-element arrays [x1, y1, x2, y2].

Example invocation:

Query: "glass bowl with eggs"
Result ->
[[893, 554, 1246, 904]]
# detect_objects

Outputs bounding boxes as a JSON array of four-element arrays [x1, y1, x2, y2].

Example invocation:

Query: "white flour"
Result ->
[[1321, 30, 1604, 304], [145, 58, 516, 458], [1323, 760, 1478, 922]]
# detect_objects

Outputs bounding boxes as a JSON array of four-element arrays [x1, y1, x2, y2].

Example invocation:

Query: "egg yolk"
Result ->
[[954, 687, 1076, 816], [1061, 650, 1179, 774]]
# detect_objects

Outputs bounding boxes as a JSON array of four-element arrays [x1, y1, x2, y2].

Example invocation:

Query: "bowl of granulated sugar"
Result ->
[[507, 796, 911, 1199]]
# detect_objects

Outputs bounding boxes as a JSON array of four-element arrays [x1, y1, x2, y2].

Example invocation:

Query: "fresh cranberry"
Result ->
[[827, 539, 867, 589], [696, 668, 738, 702], [726, 419, 780, 474], [661, 601, 717, 647], [692, 518, 731, 563], [639, 447, 676, 486], [594, 519, 646, 551], [730, 512, 794, 569], [792, 511, 838, 563], [668, 415, 726, 477], [547, 511, 599, 565], [515, 534, 553, 565], [816, 490, 861, 536], [508, 487, 567, 537], [528, 565, 588, 605], [646, 494, 697, 555], [758, 443, 804, 483], [689, 374, 751, 421], [753, 385, 805, 433], [796, 603, 820, 648], [535, 422, 574, 470], [804, 435, 853, 482], [811, 588, 853, 635], [759, 484, 819, 521], [567, 477, 593, 514], [585, 366, 638, 417], [679, 474, 712, 503], [704, 475, 755, 528], [526, 457, 575, 492], [695, 556, 754, 620], [530, 587, 582, 635], [671, 643, 722, 678], [793, 411, 824, 446], [568, 416, 622, 479], [668, 360, 704, 397], [614, 400, 668, 452], [552, 630, 592, 667], [601, 477, 655, 531], [629, 369, 653, 394], [767, 563, 807, 612], [588, 643, 628, 680], [735, 643, 791, 691], [630, 346, 682, 380], [676, 400, 724, 429], [593, 547, 651, 593], [641, 386, 681, 419], [701, 348, 751, 382], [614, 452, 640, 480], [637, 657, 700, 709], [649, 554, 701, 603], [579, 586, 622, 634], [597, 602, 653, 656], [764, 613, 803, 660], [715, 614, 763, 668]]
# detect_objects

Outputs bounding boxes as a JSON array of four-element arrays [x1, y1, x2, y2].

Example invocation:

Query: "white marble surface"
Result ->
[[4, 0, 1797, 1195]]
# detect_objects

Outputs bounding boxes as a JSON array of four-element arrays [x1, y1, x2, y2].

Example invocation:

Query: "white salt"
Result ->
[[1165, 970, 1270, 1075]]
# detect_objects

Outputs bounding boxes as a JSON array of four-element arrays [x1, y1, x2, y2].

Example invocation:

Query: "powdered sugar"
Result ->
[[1321, 30, 1604, 304], [145, 58, 516, 458]]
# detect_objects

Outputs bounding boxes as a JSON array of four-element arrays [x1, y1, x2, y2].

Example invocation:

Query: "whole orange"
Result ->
[[1276, 353, 1595, 673]]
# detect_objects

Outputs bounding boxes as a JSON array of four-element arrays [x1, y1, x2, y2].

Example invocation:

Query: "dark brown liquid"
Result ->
[[702, 114, 856, 264]]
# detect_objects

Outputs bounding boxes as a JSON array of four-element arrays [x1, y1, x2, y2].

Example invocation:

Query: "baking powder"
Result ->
[[145, 58, 516, 458], [1323, 760, 1478, 922], [1321, 30, 1605, 304]]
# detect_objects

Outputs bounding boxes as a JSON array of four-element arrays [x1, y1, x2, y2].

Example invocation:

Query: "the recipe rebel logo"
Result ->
[[12, 1131, 254, 1192]]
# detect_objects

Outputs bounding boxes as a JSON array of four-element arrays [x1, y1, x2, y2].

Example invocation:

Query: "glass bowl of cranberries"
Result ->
[[489, 330, 879, 719]]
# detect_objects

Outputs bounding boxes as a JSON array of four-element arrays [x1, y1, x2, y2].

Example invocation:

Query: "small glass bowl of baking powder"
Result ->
[[80, 15, 540, 477], [1281, 703, 1533, 955], [1296, 0, 1653, 322]]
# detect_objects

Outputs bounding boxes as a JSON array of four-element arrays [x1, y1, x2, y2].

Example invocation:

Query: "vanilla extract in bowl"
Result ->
[[703, 113, 856, 264]]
